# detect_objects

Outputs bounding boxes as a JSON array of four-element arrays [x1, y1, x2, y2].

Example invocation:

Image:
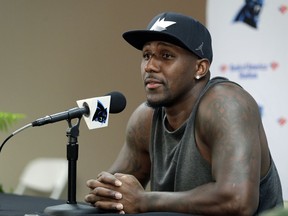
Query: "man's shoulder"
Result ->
[[205, 77, 244, 98], [199, 77, 258, 117], [135, 102, 155, 116], [128, 102, 154, 127]]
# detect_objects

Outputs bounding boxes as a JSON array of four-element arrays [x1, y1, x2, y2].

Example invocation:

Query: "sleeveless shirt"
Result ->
[[149, 77, 283, 215]]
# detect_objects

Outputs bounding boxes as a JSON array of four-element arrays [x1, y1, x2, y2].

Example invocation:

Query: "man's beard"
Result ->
[[145, 97, 174, 109]]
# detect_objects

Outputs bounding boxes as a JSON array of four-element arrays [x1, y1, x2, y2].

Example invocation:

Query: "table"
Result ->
[[0, 193, 193, 216]]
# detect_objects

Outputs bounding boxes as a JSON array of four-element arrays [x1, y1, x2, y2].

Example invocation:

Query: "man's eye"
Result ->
[[143, 53, 151, 60], [162, 53, 173, 59]]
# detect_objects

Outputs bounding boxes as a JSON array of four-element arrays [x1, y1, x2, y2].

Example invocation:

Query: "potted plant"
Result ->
[[0, 112, 25, 192], [0, 112, 25, 132]]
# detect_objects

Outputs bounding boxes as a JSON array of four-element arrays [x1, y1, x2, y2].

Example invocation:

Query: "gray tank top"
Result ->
[[150, 77, 283, 215]]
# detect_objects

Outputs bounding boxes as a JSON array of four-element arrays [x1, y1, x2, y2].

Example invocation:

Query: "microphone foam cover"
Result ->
[[108, 91, 127, 114]]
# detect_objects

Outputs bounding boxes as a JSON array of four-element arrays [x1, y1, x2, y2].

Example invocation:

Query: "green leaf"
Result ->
[[0, 112, 26, 132]]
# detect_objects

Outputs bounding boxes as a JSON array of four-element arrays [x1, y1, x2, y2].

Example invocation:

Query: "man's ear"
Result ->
[[194, 59, 210, 80]]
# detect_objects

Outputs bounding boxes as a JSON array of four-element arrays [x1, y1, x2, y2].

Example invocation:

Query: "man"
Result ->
[[85, 12, 283, 215]]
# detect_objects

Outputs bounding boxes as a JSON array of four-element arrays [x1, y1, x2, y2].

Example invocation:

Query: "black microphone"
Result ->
[[31, 91, 126, 127], [108, 91, 127, 113]]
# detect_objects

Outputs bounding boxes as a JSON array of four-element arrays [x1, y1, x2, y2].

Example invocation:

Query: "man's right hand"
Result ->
[[85, 171, 125, 214]]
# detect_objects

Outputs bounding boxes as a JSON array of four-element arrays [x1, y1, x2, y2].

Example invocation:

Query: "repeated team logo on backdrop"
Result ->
[[234, 0, 264, 28]]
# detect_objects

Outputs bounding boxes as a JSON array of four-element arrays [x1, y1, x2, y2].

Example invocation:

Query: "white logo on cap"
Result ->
[[150, 18, 176, 31]]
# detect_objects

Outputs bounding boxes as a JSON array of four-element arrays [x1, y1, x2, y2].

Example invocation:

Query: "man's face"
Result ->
[[141, 41, 199, 108]]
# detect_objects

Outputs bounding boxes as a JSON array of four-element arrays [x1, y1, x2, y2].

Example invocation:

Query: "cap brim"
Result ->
[[122, 30, 187, 51]]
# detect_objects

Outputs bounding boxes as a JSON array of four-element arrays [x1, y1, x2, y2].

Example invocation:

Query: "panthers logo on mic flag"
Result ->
[[76, 96, 111, 129], [92, 100, 107, 123]]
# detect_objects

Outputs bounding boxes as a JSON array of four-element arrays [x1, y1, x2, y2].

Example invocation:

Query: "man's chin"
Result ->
[[146, 100, 162, 109], [145, 92, 173, 108], [146, 99, 172, 109]]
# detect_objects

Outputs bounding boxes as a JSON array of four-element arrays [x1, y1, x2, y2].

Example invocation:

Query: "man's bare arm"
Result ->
[[85, 103, 153, 212], [107, 102, 153, 187]]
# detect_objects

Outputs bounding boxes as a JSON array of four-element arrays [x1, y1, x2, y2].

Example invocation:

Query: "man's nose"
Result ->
[[144, 56, 160, 73]]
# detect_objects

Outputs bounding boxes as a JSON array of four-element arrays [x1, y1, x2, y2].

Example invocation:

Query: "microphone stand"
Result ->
[[44, 117, 99, 215]]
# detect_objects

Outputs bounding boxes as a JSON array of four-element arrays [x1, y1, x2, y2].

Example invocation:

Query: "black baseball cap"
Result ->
[[123, 12, 213, 63]]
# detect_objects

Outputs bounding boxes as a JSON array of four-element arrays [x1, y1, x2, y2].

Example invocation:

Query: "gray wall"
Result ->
[[0, 0, 205, 201]]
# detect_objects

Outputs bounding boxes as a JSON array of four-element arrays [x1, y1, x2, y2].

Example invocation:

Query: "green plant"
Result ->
[[0, 112, 25, 132], [0, 111, 25, 193]]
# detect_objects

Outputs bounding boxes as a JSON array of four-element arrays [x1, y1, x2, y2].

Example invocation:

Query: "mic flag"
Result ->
[[76, 96, 111, 130]]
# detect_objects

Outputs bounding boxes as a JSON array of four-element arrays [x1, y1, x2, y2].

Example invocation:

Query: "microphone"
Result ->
[[31, 91, 126, 127], [0, 91, 126, 153]]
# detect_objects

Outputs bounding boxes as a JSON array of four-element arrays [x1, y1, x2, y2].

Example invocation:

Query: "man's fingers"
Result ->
[[86, 179, 98, 188], [95, 201, 124, 211], [88, 186, 122, 200], [86, 177, 122, 190], [114, 173, 126, 178], [97, 172, 123, 186], [85, 195, 125, 214], [85, 193, 98, 204]]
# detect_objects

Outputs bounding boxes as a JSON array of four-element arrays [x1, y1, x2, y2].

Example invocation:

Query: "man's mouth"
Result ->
[[144, 78, 162, 89]]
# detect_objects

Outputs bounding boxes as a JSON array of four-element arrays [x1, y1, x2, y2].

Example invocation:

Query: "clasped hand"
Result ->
[[85, 172, 145, 214]]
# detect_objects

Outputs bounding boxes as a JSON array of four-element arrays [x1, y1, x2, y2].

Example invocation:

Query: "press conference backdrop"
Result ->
[[207, 0, 288, 199]]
